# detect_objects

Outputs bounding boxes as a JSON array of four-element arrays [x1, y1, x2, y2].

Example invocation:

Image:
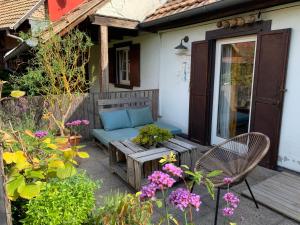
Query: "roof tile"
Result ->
[[145, 0, 218, 22], [0, 0, 43, 29]]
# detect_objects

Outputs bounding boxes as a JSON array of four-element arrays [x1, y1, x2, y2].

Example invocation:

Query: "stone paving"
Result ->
[[79, 142, 300, 225]]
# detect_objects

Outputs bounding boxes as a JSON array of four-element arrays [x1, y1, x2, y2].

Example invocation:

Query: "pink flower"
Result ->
[[140, 183, 157, 200], [81, 120, 90, 125], [222, 207, 235, 217], [169, 188, 201, 211], [223, 192, 240, 209], [148, 171, 176, 190], [34, 130, 48, 139], [223, 177, 234, 185], [162, 163, 183, 177]]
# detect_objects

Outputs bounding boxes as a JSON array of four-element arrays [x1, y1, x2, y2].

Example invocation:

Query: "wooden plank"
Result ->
[[122, 140, 146, 153], [169, 138, 195, 150], [98, 97, 151, 106], [127, 157, 136, 187], [110, 141, 135, 156], [92, 15, 139, 30], [242, 172, 300, 222]]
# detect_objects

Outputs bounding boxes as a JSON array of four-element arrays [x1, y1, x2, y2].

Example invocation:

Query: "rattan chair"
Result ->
[[192, 132, 270, 225]]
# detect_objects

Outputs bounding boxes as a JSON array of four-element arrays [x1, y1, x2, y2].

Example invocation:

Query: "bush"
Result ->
[[86, 192, 153, 225], [132, 124, 173, 148], [22, 173, 100, 225]]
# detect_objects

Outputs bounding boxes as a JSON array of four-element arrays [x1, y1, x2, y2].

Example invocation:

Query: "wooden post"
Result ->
[[99, 25, 109, 93], [0, 148, 12, 225]]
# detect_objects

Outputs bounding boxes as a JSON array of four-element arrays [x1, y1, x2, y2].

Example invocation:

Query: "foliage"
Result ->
[[139, 153, 224, 225], [1, 127, 89, 201], [132, 125, 173, 148], [87, 192, 153, 225], [22, 173, 99, 225], [13, 29, 93, 136], [0, 69, 13, 97]]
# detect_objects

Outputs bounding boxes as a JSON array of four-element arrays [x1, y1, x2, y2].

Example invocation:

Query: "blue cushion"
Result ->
[[99, 109, 131, 131], [92, 128, 139, 147], [127, 107, 154, 127], [136, 121, 182, 135]]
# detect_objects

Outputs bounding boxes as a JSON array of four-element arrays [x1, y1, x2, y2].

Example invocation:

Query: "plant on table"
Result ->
[[132, 124, 173, 148], [22, 172, 100, 225], [65, 119, 90, 145]]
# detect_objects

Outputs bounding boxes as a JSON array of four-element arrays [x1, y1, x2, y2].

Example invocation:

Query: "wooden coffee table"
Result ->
[[108, 136, 208, 190]]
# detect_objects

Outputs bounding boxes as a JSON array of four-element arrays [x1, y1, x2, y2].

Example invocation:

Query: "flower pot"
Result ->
[[68, 135, 82, 146]]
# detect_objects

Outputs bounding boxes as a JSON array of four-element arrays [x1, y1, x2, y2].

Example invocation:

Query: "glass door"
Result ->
[[211, 36, 257, 145]]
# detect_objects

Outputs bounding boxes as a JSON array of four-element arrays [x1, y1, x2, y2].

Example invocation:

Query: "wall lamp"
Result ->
[[175, 36, 189, 55]]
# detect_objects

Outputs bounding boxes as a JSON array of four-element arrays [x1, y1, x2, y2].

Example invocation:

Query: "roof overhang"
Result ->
[[140, 0, 300, 31], [90, 15, 139, 30]]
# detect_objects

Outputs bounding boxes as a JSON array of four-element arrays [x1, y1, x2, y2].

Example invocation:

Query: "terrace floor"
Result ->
[[79, 142, 300, 225]]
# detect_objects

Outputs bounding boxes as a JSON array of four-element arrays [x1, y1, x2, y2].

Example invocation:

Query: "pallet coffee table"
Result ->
[[109, 137, 208, 190]]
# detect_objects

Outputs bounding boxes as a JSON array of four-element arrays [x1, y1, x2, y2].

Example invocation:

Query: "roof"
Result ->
[[0, 0, 45, 30], [144, 0, 218, 22], [41, 0, 107, 40]]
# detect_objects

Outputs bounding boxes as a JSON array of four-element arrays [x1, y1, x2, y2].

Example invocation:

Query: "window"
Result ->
[[109, 43, 140, 88], [116, 47, 130, 85]]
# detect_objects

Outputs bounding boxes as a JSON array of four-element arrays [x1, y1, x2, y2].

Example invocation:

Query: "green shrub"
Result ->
[[86, 192, 153, 225], [132, 124, 173, 148], [22, 173, 100, 225]]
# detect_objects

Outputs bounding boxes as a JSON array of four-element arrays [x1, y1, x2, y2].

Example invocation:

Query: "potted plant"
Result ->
[[132, 124, 173, 149], [65, 119, 89, 145]]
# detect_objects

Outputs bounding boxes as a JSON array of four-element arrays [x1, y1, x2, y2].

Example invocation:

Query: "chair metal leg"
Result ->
[[245, 179, 259, 209], [214, 188, 221, 225]]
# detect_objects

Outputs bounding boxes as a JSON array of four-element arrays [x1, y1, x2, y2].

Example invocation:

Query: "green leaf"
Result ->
[[155, 199, 163, 208], [24, 170, 45, 179], [184, 171, 196, 176], [56, 162, 77, 179], [18, 183, 41, 199], [206, 170, 223, 178], [181, 165, 190, 170], [205, 178, 215, 200], [77, 151, 89, 158], [10, 90, 26, 98], [6, 174, 25, 200]]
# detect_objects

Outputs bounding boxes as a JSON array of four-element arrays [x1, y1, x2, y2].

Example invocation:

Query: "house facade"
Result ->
[[88, 0, 300, 173]]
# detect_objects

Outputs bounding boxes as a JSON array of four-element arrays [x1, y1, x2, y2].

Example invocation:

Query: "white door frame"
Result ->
[[211, 35, 257, 145]]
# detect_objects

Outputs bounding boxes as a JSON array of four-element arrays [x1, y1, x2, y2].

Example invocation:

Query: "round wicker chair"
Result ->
[[193, 132, 270, 225]]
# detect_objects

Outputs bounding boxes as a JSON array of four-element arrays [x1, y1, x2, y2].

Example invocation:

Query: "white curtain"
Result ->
[[217, 45, 232, 139]]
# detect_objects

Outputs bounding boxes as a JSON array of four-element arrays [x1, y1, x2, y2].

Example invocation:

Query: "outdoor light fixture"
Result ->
[[175, 36, 189, 55], [175, 36, 189, 50]]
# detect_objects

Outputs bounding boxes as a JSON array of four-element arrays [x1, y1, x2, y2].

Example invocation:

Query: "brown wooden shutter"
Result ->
[[108, 47, 116, 84], [129, 43, 140, 87], [189, 41, 213, 145], [251, 29, 291, 169]]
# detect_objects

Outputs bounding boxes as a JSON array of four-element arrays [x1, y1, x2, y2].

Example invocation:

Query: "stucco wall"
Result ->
[[96, 0, 166, 21], [156, 2, 300, 172], [89, 33, 160, 93]]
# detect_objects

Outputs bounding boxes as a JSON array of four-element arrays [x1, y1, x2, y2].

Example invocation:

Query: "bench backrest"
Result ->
[[97, 97, 154, 128]]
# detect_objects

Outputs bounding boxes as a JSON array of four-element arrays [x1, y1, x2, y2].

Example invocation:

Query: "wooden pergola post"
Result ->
[[99, 25, 109, 93]]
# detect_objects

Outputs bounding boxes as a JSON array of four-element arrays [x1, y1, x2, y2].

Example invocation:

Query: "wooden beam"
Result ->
[[99, 25, 109, 93], [92, 15, 139, 30]]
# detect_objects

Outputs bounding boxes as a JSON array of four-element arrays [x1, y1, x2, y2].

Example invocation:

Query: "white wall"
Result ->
[[96, 0, 166, 21], [89, 33, 160, 93], [156, 3, 300, 172]]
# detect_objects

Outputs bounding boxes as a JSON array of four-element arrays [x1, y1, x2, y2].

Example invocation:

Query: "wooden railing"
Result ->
[[0, 89, 159, 139]]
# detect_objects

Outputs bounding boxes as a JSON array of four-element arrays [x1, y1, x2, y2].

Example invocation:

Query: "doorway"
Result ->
[[211, 36, 257, 145]]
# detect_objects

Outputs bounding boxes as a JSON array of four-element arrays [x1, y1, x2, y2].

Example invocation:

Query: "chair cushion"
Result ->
[[127, 107, 154, 127], [99, 109, 131, 131], [136, 121, 182, 135], [92, 128, 139, 147]]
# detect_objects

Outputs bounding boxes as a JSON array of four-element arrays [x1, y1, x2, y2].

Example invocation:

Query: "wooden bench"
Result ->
[[109, 137, 209, 190]]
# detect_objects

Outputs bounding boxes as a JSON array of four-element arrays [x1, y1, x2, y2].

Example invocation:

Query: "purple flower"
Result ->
[[140, 183, 157, 200], [223, 177, 234, 185], [66, 120, 82, 127], [169, 188, 201, 211], [162, 163, 183, 177], [148, 171, 176, 190], [223, 192, 240, 209], [222, 207, 235, 217], [34, 131, 48, 139], [81, 120, 90, 125]]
